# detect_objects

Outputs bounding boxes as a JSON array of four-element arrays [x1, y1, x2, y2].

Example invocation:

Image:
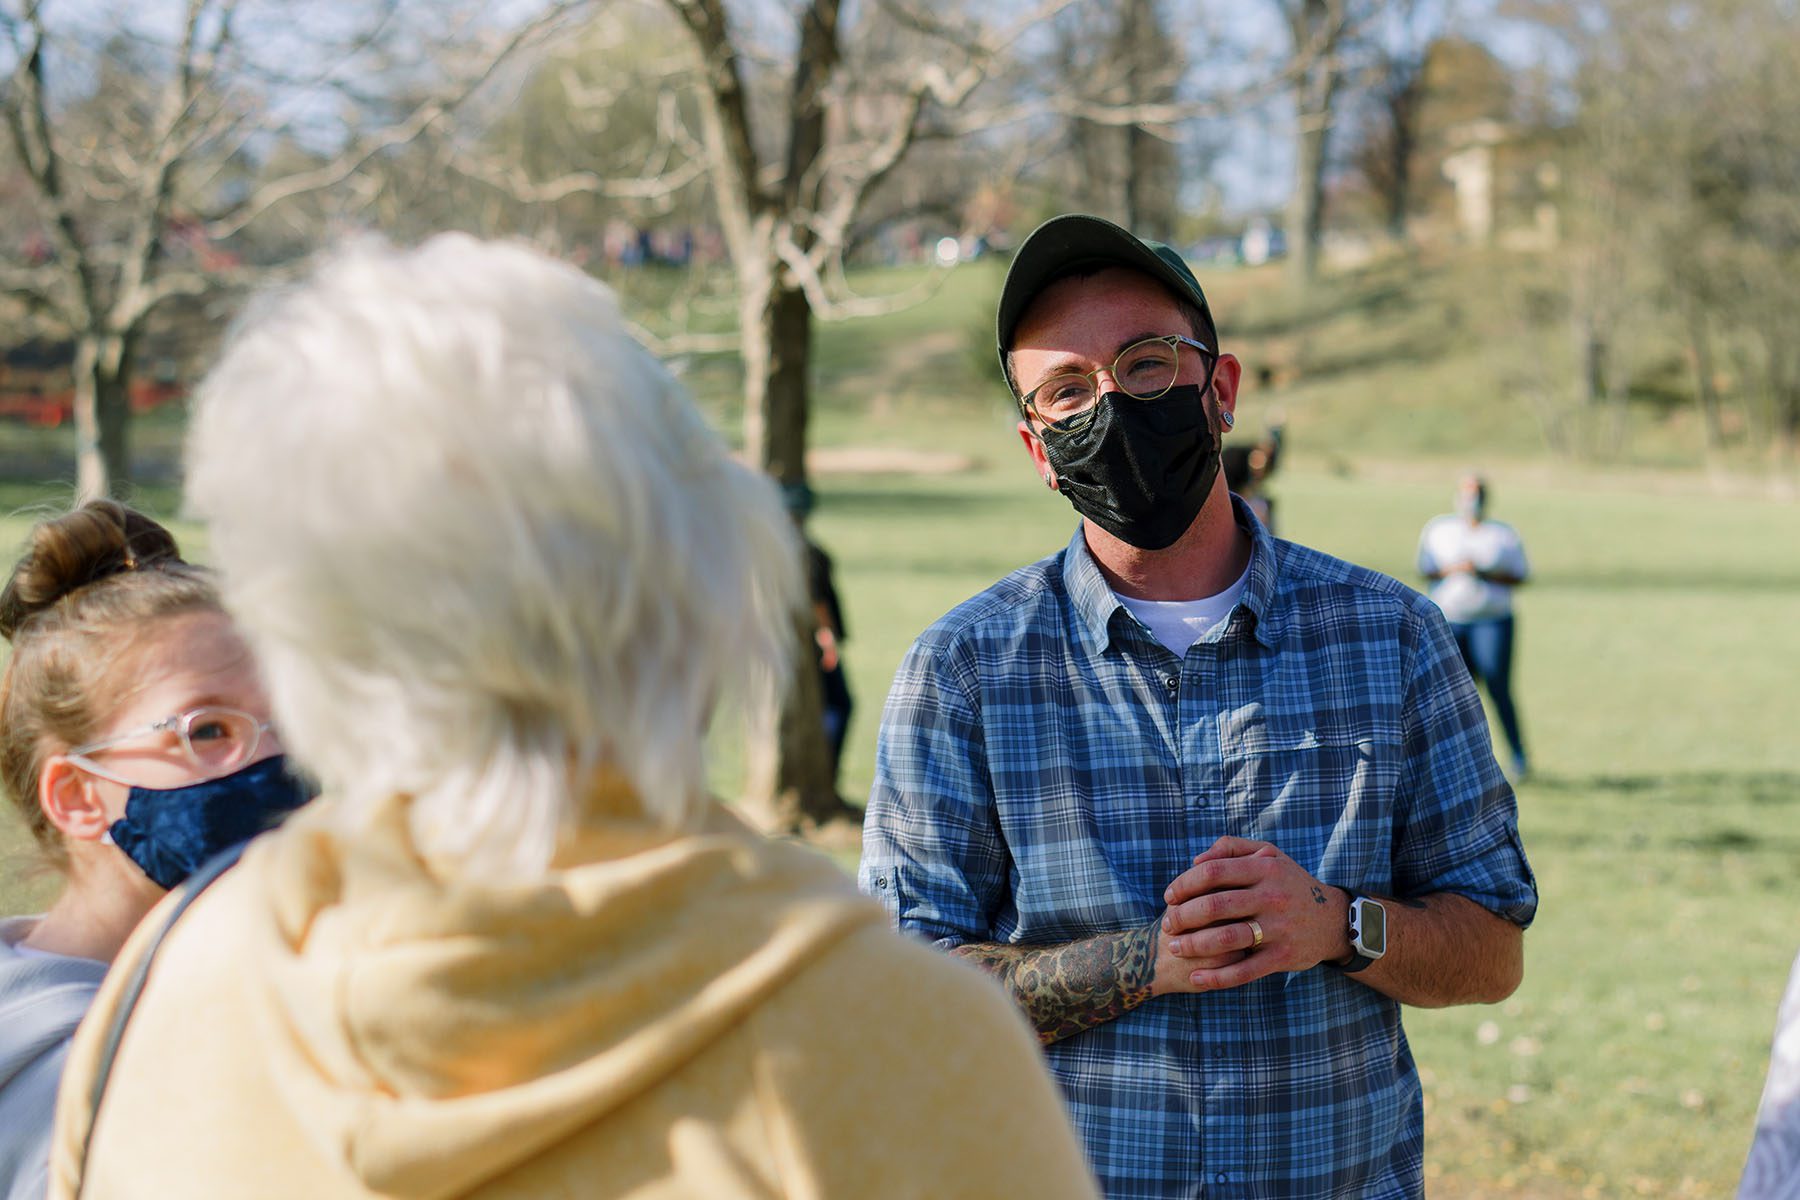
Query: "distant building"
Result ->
[[1440, 119, 1563, 251]]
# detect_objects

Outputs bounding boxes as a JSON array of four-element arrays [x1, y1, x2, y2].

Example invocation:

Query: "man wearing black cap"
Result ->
[[860, 215, 1538, 1198]]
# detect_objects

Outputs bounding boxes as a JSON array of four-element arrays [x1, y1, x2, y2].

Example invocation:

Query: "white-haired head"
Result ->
[[185, 234, 800, 878]]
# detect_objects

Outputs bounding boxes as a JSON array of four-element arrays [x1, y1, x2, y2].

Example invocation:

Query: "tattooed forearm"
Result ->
[[949, 917, 1160, 1046]]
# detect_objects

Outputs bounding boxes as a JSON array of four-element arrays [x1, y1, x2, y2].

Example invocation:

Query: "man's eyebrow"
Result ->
[[1025, 332, 1166, 388], [1114, 331, 1162, 356], [1026, 352, 1089, 384]]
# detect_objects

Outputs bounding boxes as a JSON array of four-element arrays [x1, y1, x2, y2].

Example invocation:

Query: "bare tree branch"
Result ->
[[199, 0, 595, 238], [450, 144, 710, 203], [666, 0, 770, 263], [1, 5, 93, 326], [0, 261, 61, 315], [0, 0, 606, 498], [773, 232, 952, 320], [557, 51, 693, 114], [783, 0, 1085, 280], [447, 87, 709, 204], [113, 0, 221, 329], [624, 321, 741, 356]]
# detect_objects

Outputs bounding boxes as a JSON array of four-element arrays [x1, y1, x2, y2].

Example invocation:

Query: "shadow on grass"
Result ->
[[1230, 264, 1426, 340], [860, 555, 1048, 581], [1529, 769, 1800, 804], [1524, 769, 1800, 855], [820, 487, 1018, 516], [1297, 325, 1460, 381], [1548, 570, 1800, 594]]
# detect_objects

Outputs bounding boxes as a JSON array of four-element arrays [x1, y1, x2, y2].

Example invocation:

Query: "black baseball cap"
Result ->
[[996, 214, 1220, 389]]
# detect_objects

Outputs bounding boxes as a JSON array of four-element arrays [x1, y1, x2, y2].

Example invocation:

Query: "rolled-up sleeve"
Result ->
[[1391, 601, 1538, 926], [858, 637, 1009, 950]]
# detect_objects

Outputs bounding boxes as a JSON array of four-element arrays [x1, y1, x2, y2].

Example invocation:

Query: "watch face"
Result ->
[[1358, 898, 1387, 955]]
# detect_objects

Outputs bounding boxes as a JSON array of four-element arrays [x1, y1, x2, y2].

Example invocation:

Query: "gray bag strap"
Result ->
[[70, 841, 248, 1199]]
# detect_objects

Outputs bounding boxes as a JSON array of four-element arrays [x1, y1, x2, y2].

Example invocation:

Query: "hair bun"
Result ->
[[0, 500, 185, 640]]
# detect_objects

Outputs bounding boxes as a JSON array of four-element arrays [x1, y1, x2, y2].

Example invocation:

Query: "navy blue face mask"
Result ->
[[106, 754, 316, 890]]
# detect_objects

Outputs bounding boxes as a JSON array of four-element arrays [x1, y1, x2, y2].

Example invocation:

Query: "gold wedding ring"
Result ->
[[1246, 918, 1265, 950]]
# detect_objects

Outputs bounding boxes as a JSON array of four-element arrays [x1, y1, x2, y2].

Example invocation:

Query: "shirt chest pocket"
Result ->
[[1218, 712, 1403, 888]]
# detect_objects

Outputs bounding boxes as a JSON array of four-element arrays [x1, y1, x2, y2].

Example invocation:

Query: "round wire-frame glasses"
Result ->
[[64, 705, 273, 786], [1018, 333, 1216, 430]]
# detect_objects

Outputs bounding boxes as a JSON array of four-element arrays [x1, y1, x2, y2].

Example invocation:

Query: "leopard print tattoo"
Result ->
[[949, 917, 1161, 1046]]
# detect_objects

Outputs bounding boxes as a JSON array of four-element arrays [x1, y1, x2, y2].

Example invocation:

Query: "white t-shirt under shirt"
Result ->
[[1115, 561, 1252, 656], [1416, 515, 1530, 624]]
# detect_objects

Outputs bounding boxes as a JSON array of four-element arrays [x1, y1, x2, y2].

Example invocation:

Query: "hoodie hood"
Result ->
[[241, 792, 882, 1200]]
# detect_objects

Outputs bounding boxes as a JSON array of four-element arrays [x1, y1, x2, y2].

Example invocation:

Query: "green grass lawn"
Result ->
[[3, 248, 1796, 1197]]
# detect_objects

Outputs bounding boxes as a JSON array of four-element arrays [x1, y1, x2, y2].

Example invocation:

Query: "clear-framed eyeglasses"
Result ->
[[64, 705, 273, 786], [1018, 333, 1217, 430]]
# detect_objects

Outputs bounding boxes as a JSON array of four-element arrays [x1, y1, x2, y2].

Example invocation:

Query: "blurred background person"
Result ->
[[1417, 474, 1531, 780], [0, 501, 306, 1200], [1742, 948, 1800, 1197], [782, 483, 854, 793], [1221, 409, 1284, 533], [51, 236, 1096, 1200]]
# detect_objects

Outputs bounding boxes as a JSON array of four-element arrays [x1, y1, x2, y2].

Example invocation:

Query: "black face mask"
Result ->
[[1037, 383, 1223, 551]]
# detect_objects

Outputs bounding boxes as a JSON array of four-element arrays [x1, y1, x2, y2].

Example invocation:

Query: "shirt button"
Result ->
[[875, 876, 889, 888], [1164, 676, 1178, 694], [1216, 1172, 1228, 1184]]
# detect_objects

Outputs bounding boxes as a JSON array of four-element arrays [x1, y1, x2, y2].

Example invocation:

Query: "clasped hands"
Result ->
[[1149, 836, 1354, 995]]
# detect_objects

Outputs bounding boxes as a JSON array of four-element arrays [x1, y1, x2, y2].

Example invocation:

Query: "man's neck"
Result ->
[[1084, 483, 1252, 601]]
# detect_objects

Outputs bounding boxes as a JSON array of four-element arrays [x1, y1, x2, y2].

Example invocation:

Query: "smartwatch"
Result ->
[[1336, 892, 1387, 973]]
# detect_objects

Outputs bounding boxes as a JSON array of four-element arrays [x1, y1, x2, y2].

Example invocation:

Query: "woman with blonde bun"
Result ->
[[51, 237, 1098, 1200], [0, 501, 309, 1200]]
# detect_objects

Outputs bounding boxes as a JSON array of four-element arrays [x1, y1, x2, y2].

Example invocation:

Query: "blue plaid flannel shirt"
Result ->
[[860, 501, 1537, 1200]]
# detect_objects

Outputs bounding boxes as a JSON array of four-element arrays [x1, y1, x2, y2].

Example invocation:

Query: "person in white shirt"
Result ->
[[1742, 949, 1800, 1198], [1417, 474, 1531, 780]]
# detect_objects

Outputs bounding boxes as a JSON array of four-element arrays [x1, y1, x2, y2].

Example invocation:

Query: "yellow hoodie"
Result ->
[[51, 794, 1097, 1199]]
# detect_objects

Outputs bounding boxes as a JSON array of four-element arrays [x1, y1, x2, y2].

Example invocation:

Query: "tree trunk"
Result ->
[[1284, 0, 1340, 288], [737, 264, 774, 468], [767, 283, 850, 828], [1386, 88, 1417, 241], [1287, 103, 1329, 285], [1577, 320, 1622, 459], [73, 329, 133, 502], [763, 283, 810, 488], [1761, 328, 1799, 467], [1581, 328, 1607, 410], [1683, 304, 1724, 451], [741, 274, 853, 833], [1286, 63, 1339, 286], [761, 608, 845, 833], [1123, 121, 1144, 235]]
